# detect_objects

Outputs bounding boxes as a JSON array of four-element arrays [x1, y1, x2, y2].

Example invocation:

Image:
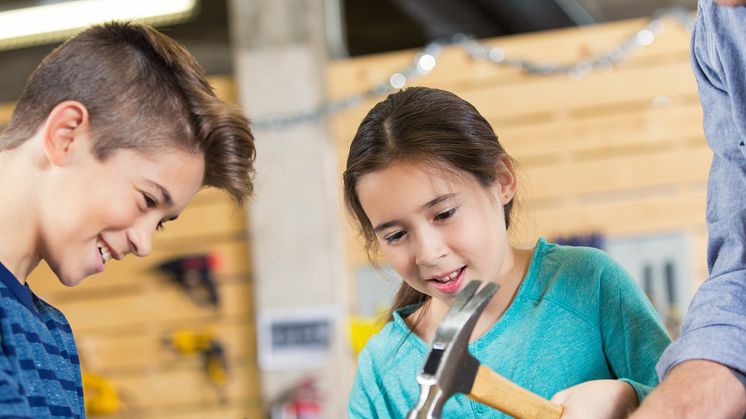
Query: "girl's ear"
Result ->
[[42, 101, 90, 166], [493, 157, 517, 206]]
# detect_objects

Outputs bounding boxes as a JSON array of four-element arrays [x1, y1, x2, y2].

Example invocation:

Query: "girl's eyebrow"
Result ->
[[422, 193, 456, 209], [372, 193, 457, 233]]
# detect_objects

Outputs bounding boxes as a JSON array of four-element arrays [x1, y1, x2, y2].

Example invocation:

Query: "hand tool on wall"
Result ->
[[663, 261, 682, 339], [164, 329, 229, 404], [642, 263, 658, 310], [408, 280, 563, 419], [157, 254, 220, 308]]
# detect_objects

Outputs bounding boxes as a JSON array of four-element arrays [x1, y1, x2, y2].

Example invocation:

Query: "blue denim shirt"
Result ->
[[656, 0, 746, 383]]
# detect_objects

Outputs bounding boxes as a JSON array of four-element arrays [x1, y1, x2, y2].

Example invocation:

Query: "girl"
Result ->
[[344, 87, 670, 418]]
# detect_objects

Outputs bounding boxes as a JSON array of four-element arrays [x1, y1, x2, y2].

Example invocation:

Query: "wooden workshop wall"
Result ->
[[326, 17, 711, 290], [0, 78, 262, 418]]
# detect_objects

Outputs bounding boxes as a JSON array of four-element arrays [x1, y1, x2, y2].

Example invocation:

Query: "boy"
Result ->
[[0, 22, 255, 417]]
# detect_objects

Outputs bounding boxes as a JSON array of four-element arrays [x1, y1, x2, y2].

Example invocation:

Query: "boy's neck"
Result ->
[[0, 148, 43, 283]]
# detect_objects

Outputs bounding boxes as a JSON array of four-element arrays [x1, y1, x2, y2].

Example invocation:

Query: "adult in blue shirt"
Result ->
[[633, 0, 746, 417]]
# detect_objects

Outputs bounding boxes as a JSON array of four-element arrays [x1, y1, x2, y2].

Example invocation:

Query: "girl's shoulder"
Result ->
[[527, 238, 635, 306], [532, 238, 623, 281], [356, 313, 426, 376]]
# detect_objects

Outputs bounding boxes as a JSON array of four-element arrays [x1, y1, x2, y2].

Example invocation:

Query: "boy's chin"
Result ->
[[54, 269, 90, 287]]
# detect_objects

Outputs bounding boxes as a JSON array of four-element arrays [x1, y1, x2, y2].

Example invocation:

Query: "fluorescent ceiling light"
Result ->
[[0, 0, 199, 51]]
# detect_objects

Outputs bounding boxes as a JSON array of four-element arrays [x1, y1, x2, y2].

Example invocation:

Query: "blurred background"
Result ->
[[0, 0, 704, 417]]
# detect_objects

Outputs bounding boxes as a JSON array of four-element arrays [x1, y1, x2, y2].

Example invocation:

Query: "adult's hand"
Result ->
[[631, 360, 746, 419]]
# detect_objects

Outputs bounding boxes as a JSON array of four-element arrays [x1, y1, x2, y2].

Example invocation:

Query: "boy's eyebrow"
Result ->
[[372, 193, 457, 233], [146, 180, 174, 207]]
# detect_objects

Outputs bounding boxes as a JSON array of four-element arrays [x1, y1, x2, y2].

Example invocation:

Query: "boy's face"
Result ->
[[39, 142, 205, 286]]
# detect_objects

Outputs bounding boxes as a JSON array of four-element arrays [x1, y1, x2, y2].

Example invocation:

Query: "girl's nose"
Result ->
[[414, 232, 447, 267]]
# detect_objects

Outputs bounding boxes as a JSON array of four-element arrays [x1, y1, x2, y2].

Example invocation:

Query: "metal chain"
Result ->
[[253, 8, 695, 131]]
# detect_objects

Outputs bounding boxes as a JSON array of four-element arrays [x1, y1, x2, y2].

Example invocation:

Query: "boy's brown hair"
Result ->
[[0, 22, 255, 204]]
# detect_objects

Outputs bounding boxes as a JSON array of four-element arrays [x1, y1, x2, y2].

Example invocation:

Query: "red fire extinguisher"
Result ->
[[291, 377, 320, 419]]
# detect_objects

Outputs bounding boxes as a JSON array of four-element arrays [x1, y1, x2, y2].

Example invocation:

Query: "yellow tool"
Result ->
[[82, 372, 120, 415], [164, 329, 229, 403]]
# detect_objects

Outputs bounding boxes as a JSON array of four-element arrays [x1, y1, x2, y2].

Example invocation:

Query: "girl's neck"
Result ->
[[410, 246, 534, 344]]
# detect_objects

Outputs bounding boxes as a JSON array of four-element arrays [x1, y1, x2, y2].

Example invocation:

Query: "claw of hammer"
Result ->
[[407, 280, 563, 419]]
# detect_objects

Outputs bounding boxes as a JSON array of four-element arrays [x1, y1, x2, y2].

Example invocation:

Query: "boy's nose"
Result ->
[[127, 222, 154, 257]]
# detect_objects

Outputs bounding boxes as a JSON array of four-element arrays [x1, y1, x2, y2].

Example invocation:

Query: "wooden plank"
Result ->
[[144, 401, 262, 419], [523, 145, 711, 200], [499, 102, 704, 160], [326, 16, 692, 99], [103, 362, 259, 412], [0, 102, 13, 127], [521, 187, 707, 239], [153, 199, 247, 244], [29, 238, 251, 296], [329, 59, 697, 143], [78, 319, 255, 373], [209, 76, 238, 104], [53, 280, 253, 332]]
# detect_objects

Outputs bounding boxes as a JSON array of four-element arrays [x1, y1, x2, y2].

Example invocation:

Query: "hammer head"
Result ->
[[407, 280, 498, 419]]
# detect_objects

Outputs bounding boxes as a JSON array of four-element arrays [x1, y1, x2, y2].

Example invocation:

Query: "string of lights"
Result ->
[[253, 8, 695, 131]]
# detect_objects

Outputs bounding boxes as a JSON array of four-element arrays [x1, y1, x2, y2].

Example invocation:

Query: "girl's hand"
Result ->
[[551, 379, 638, 419]]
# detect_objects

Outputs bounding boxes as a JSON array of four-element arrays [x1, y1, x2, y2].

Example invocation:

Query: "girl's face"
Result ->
[[356, 161, 516, 304]]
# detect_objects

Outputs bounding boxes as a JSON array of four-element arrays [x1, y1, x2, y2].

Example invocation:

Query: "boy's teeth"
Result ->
[[96, 240, 112, 263]]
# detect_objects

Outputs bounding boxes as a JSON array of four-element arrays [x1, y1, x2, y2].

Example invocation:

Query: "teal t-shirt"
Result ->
[[348, 238, 671, 418]]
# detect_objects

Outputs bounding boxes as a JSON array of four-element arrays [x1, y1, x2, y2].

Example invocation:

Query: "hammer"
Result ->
[[407, 280, 563, 419]]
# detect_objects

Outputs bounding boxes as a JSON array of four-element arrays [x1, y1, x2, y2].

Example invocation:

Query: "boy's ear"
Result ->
[[42, 101, 90, 166], [493, 157, 517, 206]]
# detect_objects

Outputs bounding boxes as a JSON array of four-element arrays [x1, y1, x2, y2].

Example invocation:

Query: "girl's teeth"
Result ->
[[434, 268, 461, 283]]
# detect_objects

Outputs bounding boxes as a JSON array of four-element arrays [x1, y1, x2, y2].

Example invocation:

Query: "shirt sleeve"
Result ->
[[656, 0, 746, 380], [348, 347, 382, 419], [598, 258, 672, 402]]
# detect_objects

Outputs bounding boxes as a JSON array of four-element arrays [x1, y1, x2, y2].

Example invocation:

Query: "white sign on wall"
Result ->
[[257, 306, 338, 371]]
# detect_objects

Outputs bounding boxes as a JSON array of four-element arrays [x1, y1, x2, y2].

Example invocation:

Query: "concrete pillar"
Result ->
[[228, 0, 351, 417]]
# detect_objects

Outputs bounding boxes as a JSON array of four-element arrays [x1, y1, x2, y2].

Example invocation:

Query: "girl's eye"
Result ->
[[435, 208, 456, 221], [384, 230, 405, 245], [143, 194, 158, 209]]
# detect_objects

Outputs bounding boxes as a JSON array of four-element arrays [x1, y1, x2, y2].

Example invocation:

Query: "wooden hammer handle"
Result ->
[[468, 365, 564, 419]]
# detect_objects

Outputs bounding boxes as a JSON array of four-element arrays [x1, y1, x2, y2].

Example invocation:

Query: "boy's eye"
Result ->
[[384, 230, 405, 245], [143, 193, 158, 209], [435, 208, 456, 221]]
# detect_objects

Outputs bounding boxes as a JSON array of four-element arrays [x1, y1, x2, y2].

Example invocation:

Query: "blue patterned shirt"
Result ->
[[0, 262, 84, 418]]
